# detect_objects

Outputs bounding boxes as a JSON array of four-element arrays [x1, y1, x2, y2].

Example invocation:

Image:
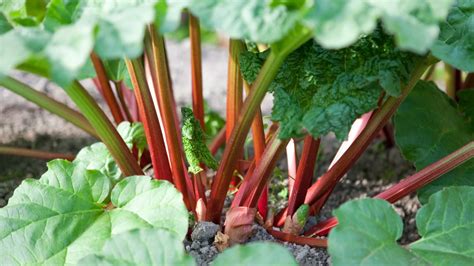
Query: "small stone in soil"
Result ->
[[191, 222, 220, 244]]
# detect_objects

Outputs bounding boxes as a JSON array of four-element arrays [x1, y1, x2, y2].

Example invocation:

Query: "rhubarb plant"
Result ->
[[0, 0, 473, 264]]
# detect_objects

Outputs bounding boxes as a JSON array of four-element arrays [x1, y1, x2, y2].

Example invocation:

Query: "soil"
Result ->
[[0, 41, 419, 265]]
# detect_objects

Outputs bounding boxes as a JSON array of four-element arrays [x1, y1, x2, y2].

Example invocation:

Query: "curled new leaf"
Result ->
[[181, 107, 218, 174]]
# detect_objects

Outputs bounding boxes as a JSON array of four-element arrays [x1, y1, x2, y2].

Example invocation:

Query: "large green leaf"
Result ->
[[79, 229, 195, 265], [0, 160, 188, 265], [431, 0, 474, 72], [188, 0, 306, 44], [329, 187, 474, 265], [410, 187, 474, 264], [240, 31, 418, 140], [394, 81, 474, 203], [212, 242, 297, 266], [83, 0, 156, 59], [0, 0, 158, 84], [303, 0, 454, 53], [328, 199, 419, 265]]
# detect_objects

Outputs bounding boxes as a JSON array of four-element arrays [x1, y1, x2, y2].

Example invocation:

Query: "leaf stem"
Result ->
[[0, 76, 97, 138], [146, 25, 195, 209], [125, 58, 173, 182], [64, 81, 143, 176], [0, 146, 75, 161], [207, 29, 311, 222], [90, 52, 125, 124], [189, 14, 205, 128]]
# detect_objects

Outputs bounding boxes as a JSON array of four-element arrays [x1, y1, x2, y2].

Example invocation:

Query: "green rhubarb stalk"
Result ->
[[0, 76, 97, 138], [64, 81, 143, 176], [0, 146, 75, 161]]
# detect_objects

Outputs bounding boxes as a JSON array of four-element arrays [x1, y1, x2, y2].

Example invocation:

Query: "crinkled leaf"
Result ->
[[410, 186, 474, 264], [0, 160, 188, 265], [394, 81, 474, 203], [213, 242, 297, 266], [328, 199, 420, 265], [79, 228, 195, 265], [303, 0, 454, 53], [188, 0, 306, 44], [329, 187, 474, 265], [431, 0, 474, 72], [241, 31, 417, 140]]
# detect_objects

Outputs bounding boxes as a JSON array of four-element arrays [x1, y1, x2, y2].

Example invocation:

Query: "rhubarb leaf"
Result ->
[[328, 199, 419, 265], [458, 89, 474, 131], [75, 122, 147, 182], [329, 187, 474, 265], [303, 0, 454, 53], [240, 31, 417, 140], [83, 0, 155, 59], [430, 0, 474, 72], [117, 121, 147, 156], [0, 160, 188, 265], [43, 0, 82, 31], [75, 142, 122, 181], [154, 0, 188, 34], [213, 242, 297, 266], [0, 12, 12, 33], [394, 81, 474, 204], [188, 0, 306, 44], [410, 186, 474, 264], [79, 229, 195, 265]]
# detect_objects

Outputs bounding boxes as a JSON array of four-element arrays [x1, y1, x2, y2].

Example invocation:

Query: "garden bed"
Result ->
[[0, 41, 424, 265]]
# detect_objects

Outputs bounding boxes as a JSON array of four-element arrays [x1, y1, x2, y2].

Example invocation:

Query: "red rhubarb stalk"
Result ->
[[146, 25, 195, 209], [286, 136, 320, 216], [189, 14, 205, 128], [125, 58, 173, 182], [90, 52, 125, 124]]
